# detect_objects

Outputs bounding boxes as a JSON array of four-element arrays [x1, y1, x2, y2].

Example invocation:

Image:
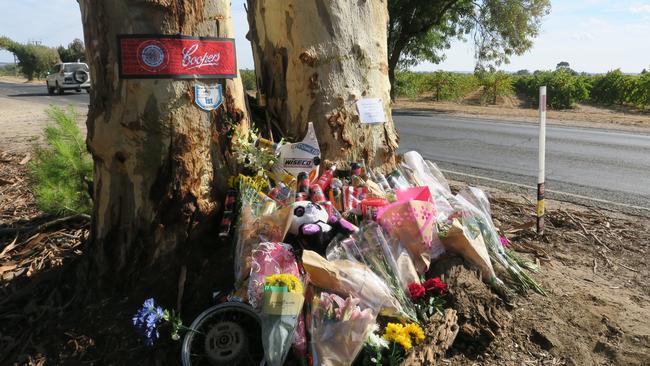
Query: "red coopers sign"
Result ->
[[118, 35, 237, 79]]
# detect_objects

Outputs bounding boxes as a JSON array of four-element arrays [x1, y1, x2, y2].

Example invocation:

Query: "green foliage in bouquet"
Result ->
[[231, 125, 281, 178], [28, 106, 92, 215]]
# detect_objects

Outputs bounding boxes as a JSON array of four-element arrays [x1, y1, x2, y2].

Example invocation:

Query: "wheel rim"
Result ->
[[181, 302, 264, 366], [204, 321, 247, 363]]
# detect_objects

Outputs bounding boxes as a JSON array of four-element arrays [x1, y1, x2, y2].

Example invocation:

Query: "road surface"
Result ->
[[394, 110, 650, 216], [0, 80, 88, 107], [1, 81, 648, 215]]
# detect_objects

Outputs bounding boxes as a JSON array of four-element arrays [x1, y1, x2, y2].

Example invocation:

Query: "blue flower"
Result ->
[[133, 298, 165, 347]]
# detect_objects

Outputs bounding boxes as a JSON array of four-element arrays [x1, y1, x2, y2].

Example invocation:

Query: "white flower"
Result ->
[[365, 324, 389, 349]]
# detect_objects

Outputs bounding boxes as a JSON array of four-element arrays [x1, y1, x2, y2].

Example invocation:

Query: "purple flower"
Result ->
[[499, 236, 510, 248], [133, 298, 165, 347]]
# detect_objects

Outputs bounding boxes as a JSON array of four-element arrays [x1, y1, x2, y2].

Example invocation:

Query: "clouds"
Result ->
[[419, 1, 650, 73], [630, 3, 650, 13], [0, 0, 647, 74]]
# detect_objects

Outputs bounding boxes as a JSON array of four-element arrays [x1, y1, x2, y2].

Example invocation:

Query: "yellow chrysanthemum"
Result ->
[[265, 274, 304, 293], [382, 322, 404, 342], [404, 323, 425, 344], [394, 333, 413, 350]]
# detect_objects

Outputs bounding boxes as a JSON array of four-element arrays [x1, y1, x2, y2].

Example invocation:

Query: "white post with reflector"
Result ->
[[537, 86, 547, 236]]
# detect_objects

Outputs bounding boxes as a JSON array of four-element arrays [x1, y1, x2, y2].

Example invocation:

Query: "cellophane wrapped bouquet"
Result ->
[[310, 290, 378, 366], [248, 242, 307, 365]]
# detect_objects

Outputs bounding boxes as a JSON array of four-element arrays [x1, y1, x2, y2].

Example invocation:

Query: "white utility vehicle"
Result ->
[[45, 62, 90, 95]]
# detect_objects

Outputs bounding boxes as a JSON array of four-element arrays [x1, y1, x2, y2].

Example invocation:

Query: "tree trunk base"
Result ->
[[402, 309, 460, 365]]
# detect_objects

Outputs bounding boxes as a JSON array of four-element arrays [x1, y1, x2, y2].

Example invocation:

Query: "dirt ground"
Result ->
[[394, 94, 650, 134], [0, 77, 88, 153], [1, 150, 648, 365]]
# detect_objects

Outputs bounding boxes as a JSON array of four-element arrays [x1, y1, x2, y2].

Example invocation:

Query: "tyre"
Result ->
[[56, 82, 64, 95], [73, 69, 89, 84], [181, 302, 264, 366], [46, 81, 54, 95]]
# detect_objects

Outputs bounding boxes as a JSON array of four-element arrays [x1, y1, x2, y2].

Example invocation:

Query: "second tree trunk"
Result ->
[[247, 0, 400, 170]]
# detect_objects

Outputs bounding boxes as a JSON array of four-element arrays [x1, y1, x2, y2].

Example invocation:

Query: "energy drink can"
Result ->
[[310, 184, 326, 203], [297, 172, 310, 194], [296, 192, 309, 201], [218, 189, 238, 238]]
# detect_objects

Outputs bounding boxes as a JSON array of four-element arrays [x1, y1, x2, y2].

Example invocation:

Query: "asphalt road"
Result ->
[[0, 80, 88, 108], [2, 82, 648, 215], [394, 110, 650, 216]]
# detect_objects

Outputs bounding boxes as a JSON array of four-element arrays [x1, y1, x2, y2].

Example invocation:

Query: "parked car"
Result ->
[[45, 62, 91, 95]]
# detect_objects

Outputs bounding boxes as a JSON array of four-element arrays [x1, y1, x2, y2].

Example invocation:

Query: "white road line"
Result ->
[[440, 168, 650, 212]]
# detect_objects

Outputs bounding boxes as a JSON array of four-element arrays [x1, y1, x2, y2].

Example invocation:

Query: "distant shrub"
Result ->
[[631, 73, 650, 109], [426, 71, 478, 101], [29, 107, 92, 215], [394, 71, 428, 99], [475, 70, 513, 105], [515, 69, 589, 109], [394, 71, 478, 100], [239, 69, 257, 91], [0, 63, 19, 76], [590, 69, 635, 106]]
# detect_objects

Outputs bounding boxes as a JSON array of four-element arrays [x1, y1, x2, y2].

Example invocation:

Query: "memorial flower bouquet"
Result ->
[[310, 291, 377, 366]]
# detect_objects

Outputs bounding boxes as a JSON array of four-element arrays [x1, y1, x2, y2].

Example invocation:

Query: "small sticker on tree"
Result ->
[[356, 98, 387, 124], [194, 83, 223, 111]]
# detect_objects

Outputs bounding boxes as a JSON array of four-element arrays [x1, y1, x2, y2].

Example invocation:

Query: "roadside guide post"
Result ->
[[537, 86, 547, 236]]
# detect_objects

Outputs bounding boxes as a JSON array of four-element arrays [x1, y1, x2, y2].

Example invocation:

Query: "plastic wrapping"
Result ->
[[453, 187, 544, 294], [247, 243, 307, 363], [376, 199, 437, 271], [233, 206, 292, 284], [327, 224, 418, 321], [301, 250, 401, 317], [310, 290, 378, 366]]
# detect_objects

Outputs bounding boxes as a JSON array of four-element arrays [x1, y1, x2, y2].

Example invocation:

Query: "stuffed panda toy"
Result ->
[[287, 201, 357, 255]]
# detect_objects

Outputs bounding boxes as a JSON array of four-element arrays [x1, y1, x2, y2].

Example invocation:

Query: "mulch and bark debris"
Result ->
[[1, 150, 649, 365]]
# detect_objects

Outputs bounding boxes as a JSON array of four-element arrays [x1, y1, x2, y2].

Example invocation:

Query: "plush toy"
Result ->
[[288, 201, 357, 255]]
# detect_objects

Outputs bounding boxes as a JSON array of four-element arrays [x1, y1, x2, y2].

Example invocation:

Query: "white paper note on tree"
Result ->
[[356, 98, 386, 124]]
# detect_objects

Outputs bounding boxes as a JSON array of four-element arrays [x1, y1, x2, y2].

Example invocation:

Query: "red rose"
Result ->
[[408, 282, 426, 301], [423, 277, 447, 295]]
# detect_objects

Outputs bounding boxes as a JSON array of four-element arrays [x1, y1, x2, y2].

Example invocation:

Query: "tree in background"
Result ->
[[556, 61, 570, 70], [516, 69, 531, 76], [475, 69, 512, 105], [57, 38, 86, 62], [0, 36, 60, 80], [387, 0, 550, 98]]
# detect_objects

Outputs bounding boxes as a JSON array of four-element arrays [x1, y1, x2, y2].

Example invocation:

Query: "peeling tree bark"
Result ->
[[246, 0, 400, 170], [78, 0, 249, 293]]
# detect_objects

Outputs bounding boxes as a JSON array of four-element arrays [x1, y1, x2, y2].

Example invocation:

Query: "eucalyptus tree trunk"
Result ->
[[78, 0, 249, 292], [246, 0, 399, 170]]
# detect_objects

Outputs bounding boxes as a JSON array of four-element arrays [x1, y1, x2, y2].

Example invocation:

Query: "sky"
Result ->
[[0, 0, 649, 73]]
